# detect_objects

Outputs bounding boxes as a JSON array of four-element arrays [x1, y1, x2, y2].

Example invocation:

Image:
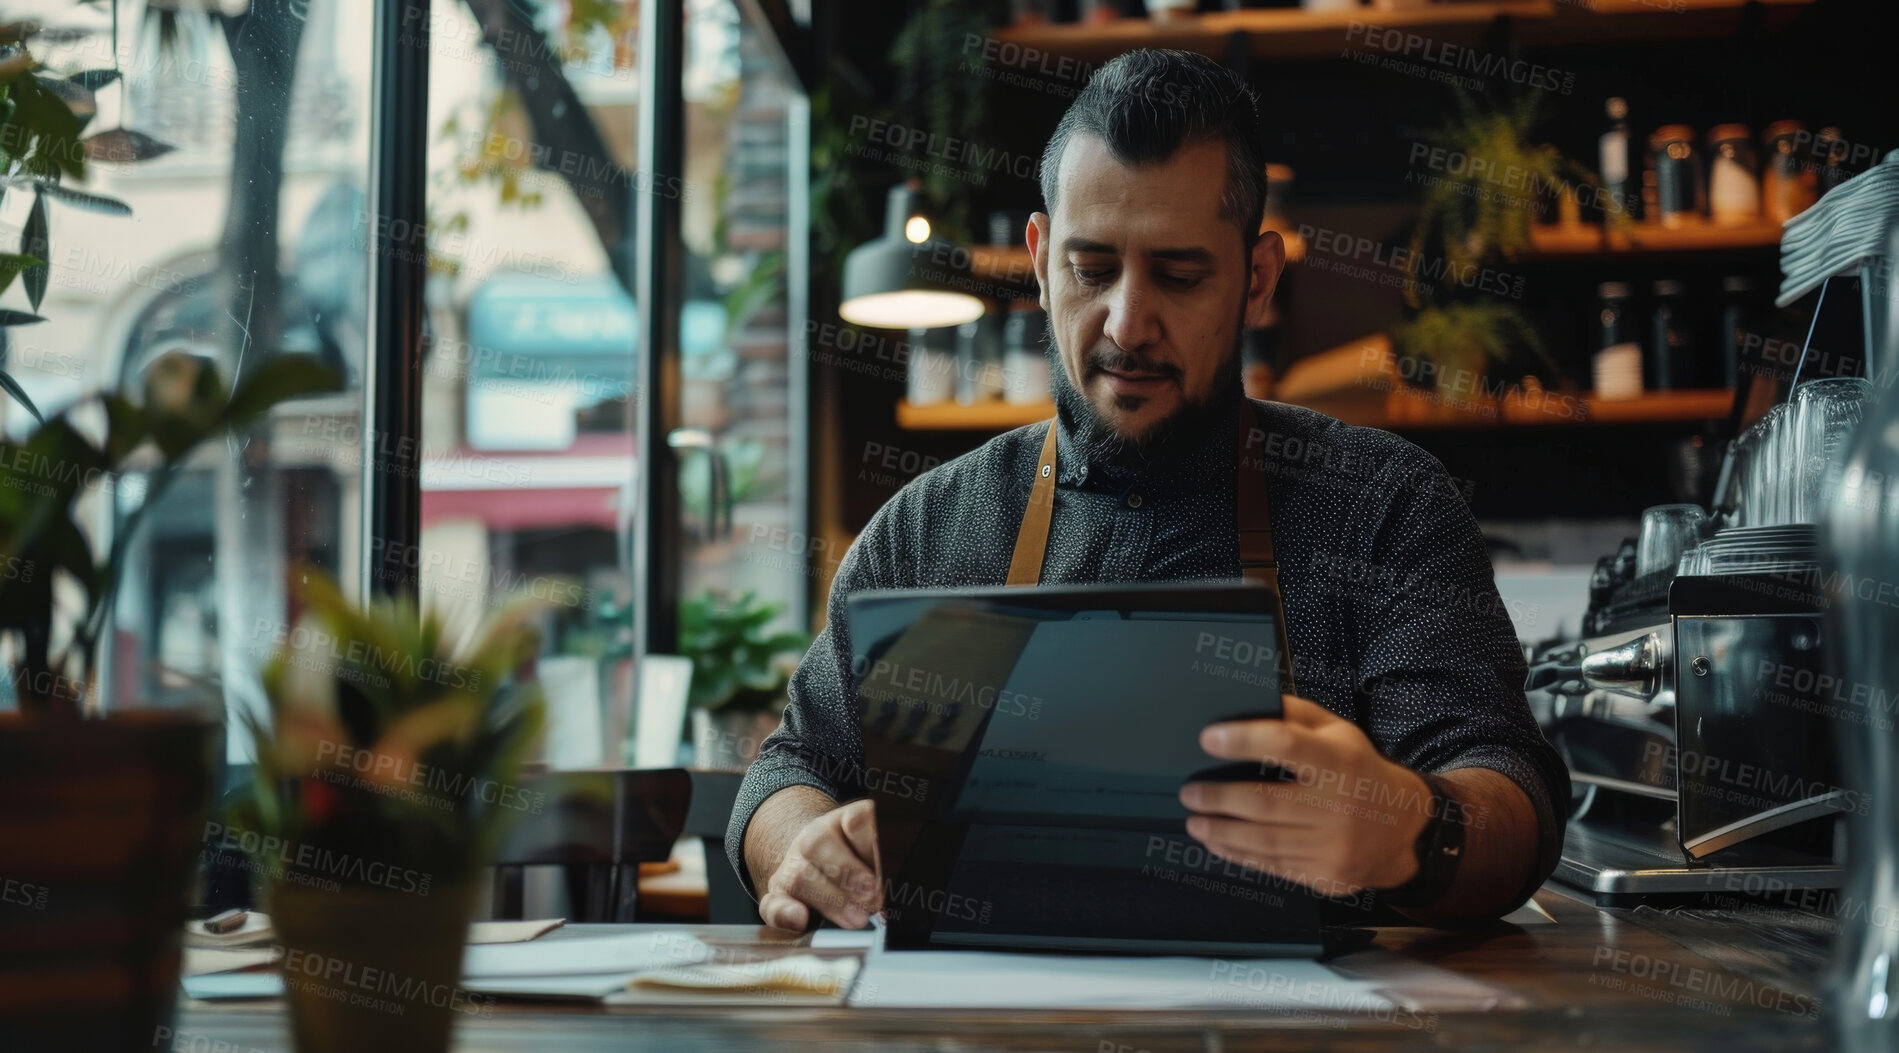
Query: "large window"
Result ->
[[2, 0, 809, 773], [418, 0, 807, 769], [1, 0, 373, 760]]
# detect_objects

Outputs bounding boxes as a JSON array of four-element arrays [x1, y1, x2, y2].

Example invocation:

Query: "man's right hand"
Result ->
[[747, 788, 883, 931]]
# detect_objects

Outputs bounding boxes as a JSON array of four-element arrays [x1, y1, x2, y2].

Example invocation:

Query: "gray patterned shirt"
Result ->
[[726, 388, 1568, 906]]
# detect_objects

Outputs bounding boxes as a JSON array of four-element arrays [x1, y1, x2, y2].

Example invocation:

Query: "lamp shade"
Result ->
[[839, 183, 986, 330]]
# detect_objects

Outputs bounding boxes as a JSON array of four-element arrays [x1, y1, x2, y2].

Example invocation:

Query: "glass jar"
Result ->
[[1719, 275, 1755, 390], [1762, 120, 1820, 223], [906, 326, 957, 407], [955, 311, 1006, 405], [1706, 124, 1761, 226], [1648, 279, 1693, 391], [1648, 125, 1706, 228], [1002, 303, 1051, 405], [1592, 281, 1643, 400]]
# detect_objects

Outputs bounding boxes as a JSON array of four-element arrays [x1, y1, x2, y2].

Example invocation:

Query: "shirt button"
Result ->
[[1125, 492, 1144, 509]]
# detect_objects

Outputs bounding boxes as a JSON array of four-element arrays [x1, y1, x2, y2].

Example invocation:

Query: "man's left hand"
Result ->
[[1179, 694, 1433, 899]]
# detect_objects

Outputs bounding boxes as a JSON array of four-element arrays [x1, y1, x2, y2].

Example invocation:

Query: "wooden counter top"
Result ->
[[175, 885, 1832, 1051]]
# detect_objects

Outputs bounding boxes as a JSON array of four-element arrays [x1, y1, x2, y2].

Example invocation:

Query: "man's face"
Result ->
[[1028, 135, 1284, 443]]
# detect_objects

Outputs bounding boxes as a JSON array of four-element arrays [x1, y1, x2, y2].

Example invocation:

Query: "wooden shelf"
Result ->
[[897, 389, 1729, 432], [1312, 385, 1733, 429], [990, 0, 1812, 62], [970, 245, 1035, 286], [1523, 219, 1783, 260], [967, 225, 1305, 285], [897, 399, 1054, 430]]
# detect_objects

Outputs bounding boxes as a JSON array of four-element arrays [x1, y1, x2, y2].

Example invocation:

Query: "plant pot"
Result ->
[[269, 879, 481, 1053], [691, 707, 780, 770], [0, 712, 218, 1050]]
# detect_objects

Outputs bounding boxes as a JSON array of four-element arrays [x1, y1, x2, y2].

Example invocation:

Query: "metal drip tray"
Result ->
[[1556, 819, 1840, 907]]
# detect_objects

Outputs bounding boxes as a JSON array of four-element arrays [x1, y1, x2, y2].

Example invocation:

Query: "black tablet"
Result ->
[[845, 582, 1326, 957]]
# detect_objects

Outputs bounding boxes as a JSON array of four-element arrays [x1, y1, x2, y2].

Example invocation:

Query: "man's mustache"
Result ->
[[1085, 347, 1182, 380]]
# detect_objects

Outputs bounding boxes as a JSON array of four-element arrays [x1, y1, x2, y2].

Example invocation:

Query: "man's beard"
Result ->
[[1046, 318, 1247, 473]]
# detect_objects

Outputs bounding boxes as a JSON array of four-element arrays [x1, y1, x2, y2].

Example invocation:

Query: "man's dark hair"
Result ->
[[1037, 49, 1266, 246]]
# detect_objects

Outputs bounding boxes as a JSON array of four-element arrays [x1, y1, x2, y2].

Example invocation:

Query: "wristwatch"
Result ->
[[1381, 771, 1466, 911]]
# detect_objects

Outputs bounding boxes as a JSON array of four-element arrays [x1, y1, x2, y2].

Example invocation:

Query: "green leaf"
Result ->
[[100, 392, 145, 463], [5, 178, 130, 215], [68, 69, 122, 91], [0, 309, 45, 327], [223, 355, 344, 429], [81, 127, 174, 164], [0, 252, 42, 299], [0, 368, 43, 424], [22, 191, 48, 311]]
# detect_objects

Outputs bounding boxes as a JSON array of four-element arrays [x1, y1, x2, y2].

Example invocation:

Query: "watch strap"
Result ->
[[1381, 771, 1467, 911]]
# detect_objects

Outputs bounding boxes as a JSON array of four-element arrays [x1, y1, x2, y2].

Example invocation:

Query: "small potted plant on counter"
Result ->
[[231, 570, 546, 1053], [0, 350, 341, 1048], [679, 589, 805, 770]]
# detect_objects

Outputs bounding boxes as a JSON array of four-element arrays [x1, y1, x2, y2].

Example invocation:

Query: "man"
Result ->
[[728, 48, 1567, 931]]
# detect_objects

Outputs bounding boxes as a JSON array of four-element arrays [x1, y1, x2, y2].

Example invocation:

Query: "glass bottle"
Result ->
[[1648, 280, 1693, 391], [1593, 281, 1643, 400], [1599, 97, 1641, 224], [1707, 124, 1761, 226], [1719, 275, 1754, 391], [1649, 125, 1706, 229], [1763, 120, 1820, 223]]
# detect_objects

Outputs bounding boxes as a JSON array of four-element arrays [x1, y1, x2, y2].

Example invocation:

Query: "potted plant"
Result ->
[[232, 571, 546, 1053], [0, 347, 342, 1048], [678, 589, 805, 770], [1391, 89, 1593, 410]]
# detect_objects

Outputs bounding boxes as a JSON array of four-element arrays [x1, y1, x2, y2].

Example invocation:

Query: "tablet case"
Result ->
[[847, 583, 1328, 957]]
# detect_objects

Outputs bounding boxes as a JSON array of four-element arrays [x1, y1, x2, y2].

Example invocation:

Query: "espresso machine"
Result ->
[[1527, 298, 1875, 906]]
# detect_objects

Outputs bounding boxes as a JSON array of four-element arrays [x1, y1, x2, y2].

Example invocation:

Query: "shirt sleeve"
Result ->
[[723, 490, 906, 899], [1344, 448, 1570, 911]]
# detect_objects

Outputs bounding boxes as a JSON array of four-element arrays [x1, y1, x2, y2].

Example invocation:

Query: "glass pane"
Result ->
[[672, 0, 807, 770], [1, 0, 374, 761], [420, 0, 642, 768]]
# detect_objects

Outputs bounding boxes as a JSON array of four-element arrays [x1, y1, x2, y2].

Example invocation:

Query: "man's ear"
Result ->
[[1243, 230, 1286, 329], [1028, 211, 1052, 313]]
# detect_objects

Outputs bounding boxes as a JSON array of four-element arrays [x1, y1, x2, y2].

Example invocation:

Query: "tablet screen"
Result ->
[[847, 584, 1323, 956]]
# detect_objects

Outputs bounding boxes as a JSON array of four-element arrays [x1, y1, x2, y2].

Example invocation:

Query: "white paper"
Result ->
[[631, 955, 859, 995], [848, 950, 1395, 1012], [461, 973, 647, 999], [460, 930, 712, 978], [1499, 899, 1557, 926], [810, 928, 878, 949]]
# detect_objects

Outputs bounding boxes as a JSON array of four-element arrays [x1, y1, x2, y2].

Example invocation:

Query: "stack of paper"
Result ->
[[847, 950, 1397, 1013], [184, 914, 566, 951], [182, 929, 716, 1003]]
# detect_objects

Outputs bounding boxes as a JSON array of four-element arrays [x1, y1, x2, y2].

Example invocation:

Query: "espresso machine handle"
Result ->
[[1579, 632, 1671, 701]]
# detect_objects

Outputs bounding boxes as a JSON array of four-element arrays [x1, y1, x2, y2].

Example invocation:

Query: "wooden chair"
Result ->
[[489, 768, 690, 923]]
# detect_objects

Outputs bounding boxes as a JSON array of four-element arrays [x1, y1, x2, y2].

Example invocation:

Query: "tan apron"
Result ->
[[1005, 414, 1299, 694]]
